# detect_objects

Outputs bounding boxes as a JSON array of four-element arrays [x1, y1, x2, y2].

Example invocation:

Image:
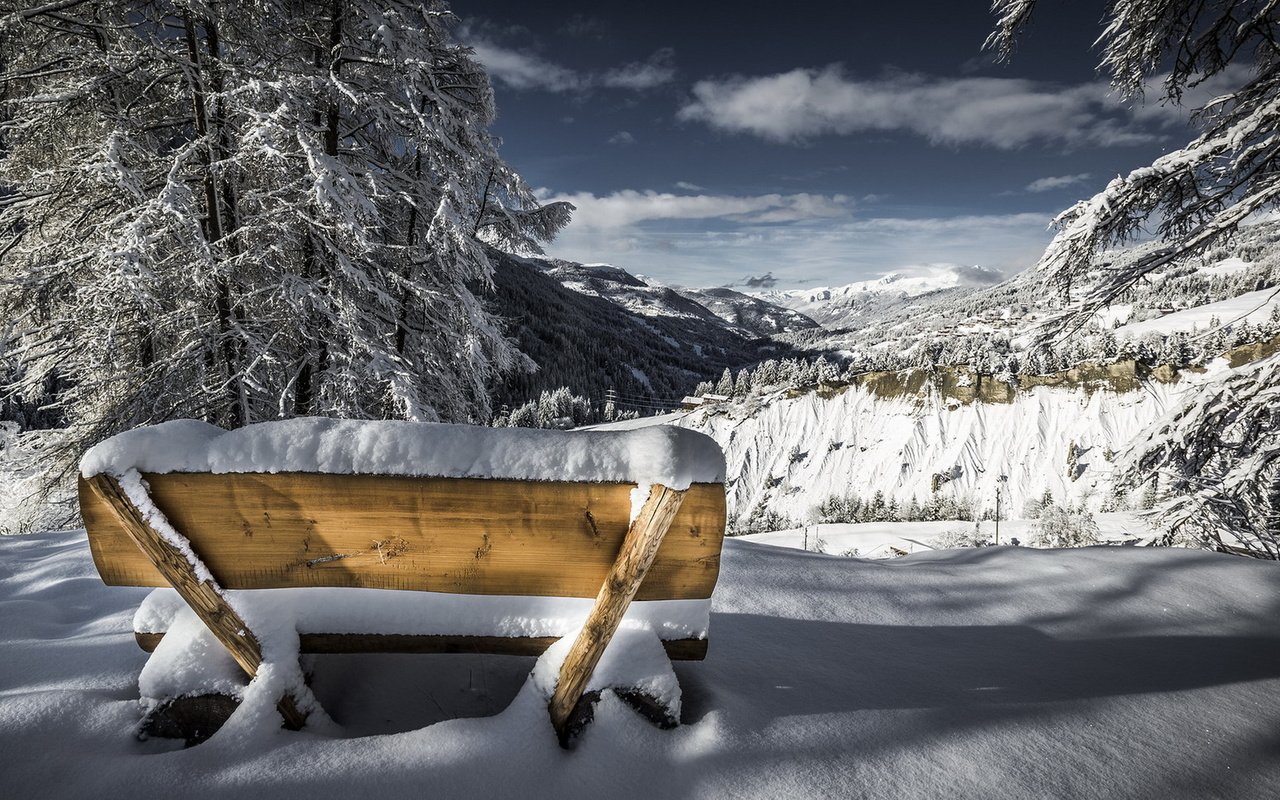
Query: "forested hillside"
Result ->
[[487, 252, 797, 412]]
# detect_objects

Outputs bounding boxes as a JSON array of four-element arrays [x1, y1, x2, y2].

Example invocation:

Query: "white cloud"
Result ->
[[1025, 173, 1092, 193], [540, 186, 1053, 288], [677, 65, 1161, 148], [544, 189, 853, 229], [468, 40, 585, 92], [674, 181, 705, 191], [466, 36, 674, 94], [602, 48, 676, 90], [608, 131, 637, 146]]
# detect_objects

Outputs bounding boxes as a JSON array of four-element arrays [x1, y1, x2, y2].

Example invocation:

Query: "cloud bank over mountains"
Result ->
[[538, 186, 1052, 289]]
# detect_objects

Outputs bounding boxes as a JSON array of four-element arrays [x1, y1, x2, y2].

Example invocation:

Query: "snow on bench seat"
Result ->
[[135, 587, 710, 643], [80, 417, 726, 489]]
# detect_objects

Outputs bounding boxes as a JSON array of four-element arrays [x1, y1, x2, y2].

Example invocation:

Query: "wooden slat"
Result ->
[[85, 474, 308, 730], [80, 473, 724, 600], [135, 631, 709, 661], [549, 484, 686, 743]]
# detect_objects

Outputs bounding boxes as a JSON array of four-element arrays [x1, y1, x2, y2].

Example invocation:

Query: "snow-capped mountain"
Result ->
[[671, 286, 821, 336], [762, 263, 1006, 329]]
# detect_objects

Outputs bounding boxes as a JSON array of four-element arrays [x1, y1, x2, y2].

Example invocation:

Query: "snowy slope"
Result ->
[[671, 377, 1187, 529], [488, 252, 796, 408], [525, 255, 818, 336], [3, 530, 1279, 798], [673, 286, 820, 336], [1117, 286, 1280, 337]]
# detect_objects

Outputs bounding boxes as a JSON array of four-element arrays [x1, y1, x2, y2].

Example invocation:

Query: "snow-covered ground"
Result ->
[[742, 512, 1157, 558], [1116, 286, 1280, 337], [3, 528, 1279, 798]]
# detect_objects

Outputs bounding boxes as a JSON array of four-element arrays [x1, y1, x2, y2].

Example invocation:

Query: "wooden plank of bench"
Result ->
[[79, 474, 724, 601], [134, 631, 709, 660], [85, 473, 309, 731], [549, 484, 686, 743]]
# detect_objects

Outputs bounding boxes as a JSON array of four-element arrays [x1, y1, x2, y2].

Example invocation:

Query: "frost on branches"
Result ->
[[0, 1, 571, 500], [989, 0, 1280, 557], [1125, 354, 1280, 557]]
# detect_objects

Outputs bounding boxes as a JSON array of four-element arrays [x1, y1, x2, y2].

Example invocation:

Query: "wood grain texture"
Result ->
[[549, 484, 686, 742], [79, 473, 724, 600], [85, 474, 308, 730], [135, 631, 709, 661]]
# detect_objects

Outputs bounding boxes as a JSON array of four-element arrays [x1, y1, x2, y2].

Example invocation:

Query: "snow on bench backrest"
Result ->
[[78, 419, 727, 601]]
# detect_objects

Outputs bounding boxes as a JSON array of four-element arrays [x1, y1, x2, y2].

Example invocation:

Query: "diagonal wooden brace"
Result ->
[[548, 483, 687, 745], [86, 473, 308, 731]]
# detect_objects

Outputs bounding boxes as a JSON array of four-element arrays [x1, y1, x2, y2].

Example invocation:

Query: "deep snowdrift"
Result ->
[[2, 530, 1278, 798]]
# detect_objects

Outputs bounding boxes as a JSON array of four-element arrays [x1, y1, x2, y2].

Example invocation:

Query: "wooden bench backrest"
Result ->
[[78, 473, 725, 601]]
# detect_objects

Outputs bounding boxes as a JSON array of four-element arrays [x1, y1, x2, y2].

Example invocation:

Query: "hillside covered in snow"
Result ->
[[635, 221, 1280, 537], [679, 372, 1186, 532]]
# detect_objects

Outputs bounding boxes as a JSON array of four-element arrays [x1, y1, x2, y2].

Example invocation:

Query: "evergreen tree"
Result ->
[[991, 0, 1280, 556], [0, 1, 570, 493], [713, 367, 733, 395]]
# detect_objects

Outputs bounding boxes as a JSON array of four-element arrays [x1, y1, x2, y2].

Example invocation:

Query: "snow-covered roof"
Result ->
[[79, 418, 726, 489]]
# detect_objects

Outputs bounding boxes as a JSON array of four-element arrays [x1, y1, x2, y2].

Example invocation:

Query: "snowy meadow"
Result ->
[[3, 530, 1280, 799]]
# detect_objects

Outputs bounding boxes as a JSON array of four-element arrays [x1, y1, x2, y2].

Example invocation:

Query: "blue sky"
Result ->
[[456, 2, 1215, 290]]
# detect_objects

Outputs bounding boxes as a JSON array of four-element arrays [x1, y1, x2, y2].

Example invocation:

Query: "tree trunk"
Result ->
[[184, 13, 243, 428], [293, 0, 343, 416]]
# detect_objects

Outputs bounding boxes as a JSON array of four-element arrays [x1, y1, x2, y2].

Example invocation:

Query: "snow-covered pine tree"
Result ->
[[989, 0, 1280, 557], [713, 367, 733, 395], [0, 1, 570, 501]]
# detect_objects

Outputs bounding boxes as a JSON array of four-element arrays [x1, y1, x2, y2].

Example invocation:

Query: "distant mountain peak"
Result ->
[[761, 263, 1008, 328]]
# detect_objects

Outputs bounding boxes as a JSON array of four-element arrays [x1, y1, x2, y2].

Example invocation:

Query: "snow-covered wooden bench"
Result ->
[[77, 418, 726, 745]]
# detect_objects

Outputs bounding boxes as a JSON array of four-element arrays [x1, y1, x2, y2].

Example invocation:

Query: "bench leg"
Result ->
[[86, 472, 309, 731], [548, 483, 687, 746]]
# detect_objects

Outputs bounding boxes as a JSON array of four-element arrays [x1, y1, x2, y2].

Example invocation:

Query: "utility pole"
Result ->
[[994, 474, 1007, 545]]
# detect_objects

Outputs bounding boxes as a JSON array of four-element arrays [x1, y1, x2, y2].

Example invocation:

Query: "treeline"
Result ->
[[755, 224, 1280, 393], [691, 309, 1279, 403], [812, 490, 977, 525], [490, 387, 637, 429]]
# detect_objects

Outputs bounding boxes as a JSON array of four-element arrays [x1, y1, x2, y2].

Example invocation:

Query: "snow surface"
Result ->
[[1117, 286, 1280, 337], [79, 418, 725, 490], [3, 529, 1280, 798], [741, 512, 1158, 558], [1196, 256, 1253, 278], [134, 588, 710, 641]]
